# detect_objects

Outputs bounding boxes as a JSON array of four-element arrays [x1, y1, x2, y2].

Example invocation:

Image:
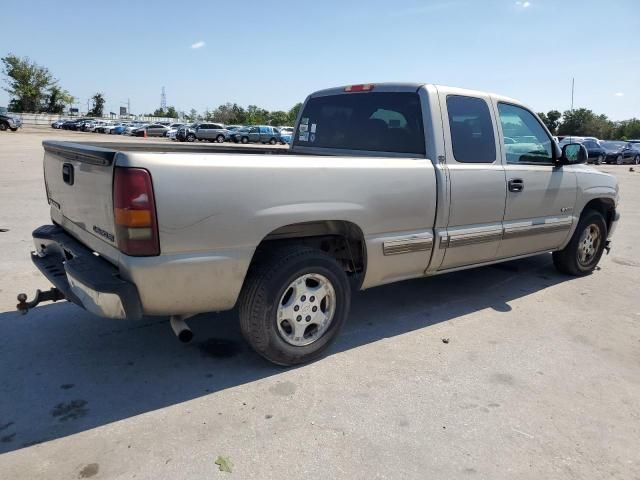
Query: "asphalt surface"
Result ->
[[0, 127, 639, 479]]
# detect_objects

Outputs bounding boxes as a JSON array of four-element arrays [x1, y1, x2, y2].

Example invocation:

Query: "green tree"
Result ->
[[1, 54, 56, 112], [558, 108, 614, 139], [287, 102, 302, 125], [151, 106, 179, 118], [45, 86, 74, 114], [245, 105, 269, 125], [268, 110, 289, 126], [185, 108, 198, 121], [537, 110, 561, 134], [88, 92, 105, 117]]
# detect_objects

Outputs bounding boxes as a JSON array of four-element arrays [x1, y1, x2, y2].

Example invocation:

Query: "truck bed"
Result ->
[[43, 140, 292, 163]]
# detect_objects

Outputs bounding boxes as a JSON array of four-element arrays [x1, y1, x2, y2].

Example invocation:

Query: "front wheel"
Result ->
[[186, 133, 196, 142], [553, 210, 607, 276], [634, 155, 640, 165], [239, 247, 351, 366], [596, 155, 603, 165], [269, 138, 277, 145], [10, 127, 18, 132], [616, 155, 623, 165], [241, 136, 249, 144], [216, 134, 225, 143], [0, 122, 7, 131]]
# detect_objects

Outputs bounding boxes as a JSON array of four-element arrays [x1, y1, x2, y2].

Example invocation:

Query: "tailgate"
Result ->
[[43, 141, 118, 250]]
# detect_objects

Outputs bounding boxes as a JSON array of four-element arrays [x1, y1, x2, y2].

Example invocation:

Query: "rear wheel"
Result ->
[[0, 122, 7, 131], [596, 155, 603, 165], [553, 210, 607, 276], [269, 137, 277, 145], [216, 134, 225, 143], [241, 136, 249, 144], [616, 155, 623, 165], [10, 127, 18, 132], [634, 155, 640, 165], [239, 247, 351, 366]]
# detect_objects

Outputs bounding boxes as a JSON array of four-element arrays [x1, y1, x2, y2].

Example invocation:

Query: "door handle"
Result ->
[[508, 178, 524, 192]]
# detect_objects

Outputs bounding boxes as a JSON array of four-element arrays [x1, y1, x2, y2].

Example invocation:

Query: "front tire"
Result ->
[[239, 246, 351, 366], [216, 134, 225, 143], [241, 136, 249, 144], [0, 122, 7, 131], [616, 155, 623, 165], [553, 210, 607, 276], [269, 138, 277, 145], [634, 155, 640, 165], [186, 133, 196, 142]]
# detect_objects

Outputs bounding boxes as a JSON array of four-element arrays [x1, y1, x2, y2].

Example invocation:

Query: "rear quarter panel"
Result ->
[[116, 152, 437, 313]]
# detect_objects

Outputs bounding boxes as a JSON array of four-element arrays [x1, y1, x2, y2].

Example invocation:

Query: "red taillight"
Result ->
[[113, 167, 159, 256], [344, 84, 374, 92]]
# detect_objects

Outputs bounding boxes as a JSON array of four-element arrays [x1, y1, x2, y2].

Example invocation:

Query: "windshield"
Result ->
[[293, 92, 425, 154], [601, 141, 624, 149], [280, 127, 294, 133], [0, 107, 7, 114]]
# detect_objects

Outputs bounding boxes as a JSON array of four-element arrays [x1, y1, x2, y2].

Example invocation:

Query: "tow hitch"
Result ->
[[16, 287, 66, 315]]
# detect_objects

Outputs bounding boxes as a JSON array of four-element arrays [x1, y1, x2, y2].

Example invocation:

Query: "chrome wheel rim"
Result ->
[[276, 273, 336, 347], [577, 224, 601, 266]]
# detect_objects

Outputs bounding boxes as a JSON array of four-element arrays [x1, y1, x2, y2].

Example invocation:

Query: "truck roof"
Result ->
[[309, 82, 522, 106]]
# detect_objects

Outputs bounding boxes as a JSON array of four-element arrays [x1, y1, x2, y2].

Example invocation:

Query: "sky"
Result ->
[[1, 0, 639, 120]]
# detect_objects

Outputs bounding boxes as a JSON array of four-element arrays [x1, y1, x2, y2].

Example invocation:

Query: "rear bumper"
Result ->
[[31, 225, 143, 320]]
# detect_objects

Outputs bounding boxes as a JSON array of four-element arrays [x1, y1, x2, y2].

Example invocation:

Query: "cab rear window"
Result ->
[[294, 92, 425, 155]]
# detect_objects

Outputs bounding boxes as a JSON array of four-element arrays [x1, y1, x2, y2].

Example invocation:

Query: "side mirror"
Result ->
[[559, 143, 587, 165]]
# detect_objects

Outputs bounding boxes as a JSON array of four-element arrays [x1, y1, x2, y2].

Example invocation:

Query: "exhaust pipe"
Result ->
[[170, 315, 193, 343]]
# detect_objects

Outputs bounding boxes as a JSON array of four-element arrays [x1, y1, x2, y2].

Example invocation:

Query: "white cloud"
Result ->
[[191, 41, 205, 49], [614, 92, 624, 97], [515, 1, 531, 7]]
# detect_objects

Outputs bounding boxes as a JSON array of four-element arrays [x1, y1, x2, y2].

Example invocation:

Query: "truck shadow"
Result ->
[[0, 253, 568, 454]]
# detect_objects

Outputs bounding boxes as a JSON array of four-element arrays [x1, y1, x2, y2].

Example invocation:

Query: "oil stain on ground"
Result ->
[[78, 463, 99, 478], [197, 338, 242, 358], [51, 400, 89, 422]]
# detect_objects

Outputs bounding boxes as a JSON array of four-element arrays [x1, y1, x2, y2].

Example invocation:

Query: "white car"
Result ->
[[166, 123, 185, 140]]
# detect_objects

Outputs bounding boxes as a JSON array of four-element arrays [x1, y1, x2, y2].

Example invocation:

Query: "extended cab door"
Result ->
[[493, 102, 577, 259], [436, 90, 507, 270]]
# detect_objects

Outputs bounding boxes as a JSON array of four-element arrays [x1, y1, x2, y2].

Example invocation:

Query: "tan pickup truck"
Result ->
[[20, 83, 619, 365]]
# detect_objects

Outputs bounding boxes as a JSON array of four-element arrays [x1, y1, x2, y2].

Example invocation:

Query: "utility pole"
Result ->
[[570, 77, 575, 112], [87, 98, 91, 115], [161, 87, 166, 111]]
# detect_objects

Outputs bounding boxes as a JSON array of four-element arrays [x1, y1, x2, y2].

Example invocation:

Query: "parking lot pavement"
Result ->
[[0, 129, 639, 479]]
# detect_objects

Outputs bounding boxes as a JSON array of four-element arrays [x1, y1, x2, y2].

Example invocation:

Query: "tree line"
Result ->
[[3, 53, 638, 136], [537, 109, 640, 140]]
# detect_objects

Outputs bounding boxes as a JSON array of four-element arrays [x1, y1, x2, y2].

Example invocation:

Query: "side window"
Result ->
[[250, 127, 259, 133], [497, 103, 553, 165], [446, 96, 496, 163]]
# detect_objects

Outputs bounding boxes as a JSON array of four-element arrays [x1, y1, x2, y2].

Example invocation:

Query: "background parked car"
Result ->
[[165, 123, 184, 138], [602, 141, 640, 165], [231, 125, 281, 144], [278, 126, 294, 144], [581, 139, 606, 164], [177, 122, 228, 143], [51, 119, 68, 129], [0, 106, 22, 131], [132, 123, 169, 137], [111, 123, 130, 135]]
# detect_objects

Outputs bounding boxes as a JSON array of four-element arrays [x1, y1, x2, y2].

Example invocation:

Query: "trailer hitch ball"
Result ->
[[16, 288, 65, 315]]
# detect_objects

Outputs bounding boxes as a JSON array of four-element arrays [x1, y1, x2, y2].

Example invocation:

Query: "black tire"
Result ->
[[596, 155, 602, 165], [216, 134, 225, 143], [10, 128, 18, 132], [186, 133, 196, 142], [634, 155, 640, 165], [0, 122, 7, 131], [238, 246, 351, 366], [616, 155, 623, 165], [241, 136, 249, 144], [269, 137, 277, 145], [552, 210, 607, 276]]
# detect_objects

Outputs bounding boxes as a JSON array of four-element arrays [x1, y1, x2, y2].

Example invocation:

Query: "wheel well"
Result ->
[[253, 221, 367, 288], [583, 198, 615, 232]]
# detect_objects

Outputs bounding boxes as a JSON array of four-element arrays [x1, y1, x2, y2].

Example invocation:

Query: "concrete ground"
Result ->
[[0, 127, 638, 480]]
